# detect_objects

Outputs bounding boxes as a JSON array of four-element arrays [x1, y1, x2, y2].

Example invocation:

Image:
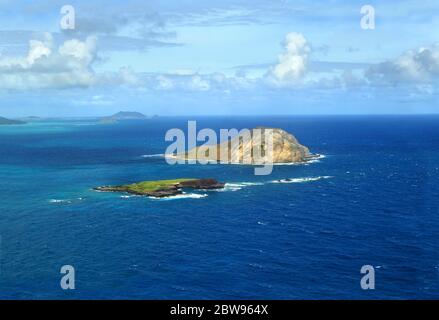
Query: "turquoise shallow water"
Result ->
[[0, 115, 438, 299]]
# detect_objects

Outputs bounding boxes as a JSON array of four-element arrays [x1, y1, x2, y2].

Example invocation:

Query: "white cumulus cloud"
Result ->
[[189, 75, 211, 91], [268, 32, 311, 85], [0, 34, 139, 91], [366, 44, 439, 84], [0, 34, 98, 90]]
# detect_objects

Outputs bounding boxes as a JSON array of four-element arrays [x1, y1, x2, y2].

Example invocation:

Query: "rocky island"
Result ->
[[174, 127, 317, 164], [95, 178, 225, 198], [100, 111, 149, 124]]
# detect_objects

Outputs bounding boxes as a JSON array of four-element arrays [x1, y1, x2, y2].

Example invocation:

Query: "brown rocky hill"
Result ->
[[175, 127, 314, 164]]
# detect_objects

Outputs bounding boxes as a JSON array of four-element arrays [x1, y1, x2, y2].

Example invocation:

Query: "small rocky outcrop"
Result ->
[[178, 178, 225, 189]]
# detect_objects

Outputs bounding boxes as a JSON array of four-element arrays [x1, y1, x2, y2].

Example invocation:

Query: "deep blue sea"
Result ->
[[0, 115, 438, 299]]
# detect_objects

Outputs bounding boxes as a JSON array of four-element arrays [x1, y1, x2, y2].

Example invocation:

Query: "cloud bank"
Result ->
[[0, 29, 438, 96], [366, 44, 439, 84], [0, 33, 142, 90], [0, 34, 97, 90]]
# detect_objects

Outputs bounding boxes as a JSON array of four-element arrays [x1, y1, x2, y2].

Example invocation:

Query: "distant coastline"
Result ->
[[0, 116, 25, 125], [99, 111, 157, 124]]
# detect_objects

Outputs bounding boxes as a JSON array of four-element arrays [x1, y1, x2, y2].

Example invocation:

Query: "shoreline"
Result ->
[[162, 153, 324, 166]]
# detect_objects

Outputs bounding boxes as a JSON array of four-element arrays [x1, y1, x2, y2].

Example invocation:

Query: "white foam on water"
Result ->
[[272, 162, 302, 166], [49, 197, 84, 204], [216, 184, 243, 192], [216, 176, 332, 192], [150, 193, 208, 200], [270, 176, 333, 184], [239, 182, 265, 186], [49, 199, 71, 204], [273, 154, 327, 166], [120, 195, 138, 199], [306, 154, 326, 164], [161, 154, 326, 165], [214, 182, 265, 192], [141, 154, 164, 158]]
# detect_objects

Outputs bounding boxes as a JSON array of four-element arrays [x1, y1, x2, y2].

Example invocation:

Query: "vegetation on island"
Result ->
[[116, 178, 197, 193], [95, 178, 224, 197]]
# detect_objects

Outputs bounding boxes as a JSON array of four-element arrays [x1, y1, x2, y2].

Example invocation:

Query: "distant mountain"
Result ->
[[106, 111, 148, 120], [18, 116, 43, 122], [99, 111, 150, 124], [0, 116, 26, 125]]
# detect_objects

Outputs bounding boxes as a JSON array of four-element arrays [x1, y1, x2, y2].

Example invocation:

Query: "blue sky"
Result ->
[[0, 0, 438, 116]]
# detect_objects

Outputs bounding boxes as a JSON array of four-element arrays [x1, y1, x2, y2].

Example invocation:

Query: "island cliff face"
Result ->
[[95, 178, 224, 198], [177, 127, 315, 164]]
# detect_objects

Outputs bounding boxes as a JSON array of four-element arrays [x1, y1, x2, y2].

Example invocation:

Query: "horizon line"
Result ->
[[4, 113, 439, 119]]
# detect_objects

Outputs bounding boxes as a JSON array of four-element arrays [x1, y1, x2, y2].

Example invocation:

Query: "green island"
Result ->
[[94, 178, 225, 198]]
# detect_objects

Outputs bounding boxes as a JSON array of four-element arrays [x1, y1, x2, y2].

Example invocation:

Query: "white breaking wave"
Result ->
[[150, 193, 208, 200], [214, 182, 264, 192], [49, 199, 71, 204], [270, 176, 333, 184], [306, 154, 327, 164], [214, 176, 332, 193], [273, 154, 327, 166], [238, 182, 265, 186], [141, 154, 164, 158], [160, 153, 326, 165], [215, 184, 243, 192], [120, 195, 139, 199], [218, 176, 332, 192], [49, 197, 84, 204]]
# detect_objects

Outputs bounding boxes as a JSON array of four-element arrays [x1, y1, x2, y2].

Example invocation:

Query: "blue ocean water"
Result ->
[[0, 115, 438, 299]]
